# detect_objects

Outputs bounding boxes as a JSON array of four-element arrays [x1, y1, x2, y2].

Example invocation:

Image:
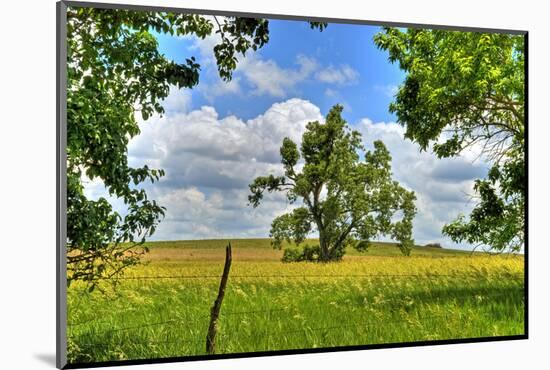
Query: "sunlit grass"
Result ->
[[67, 239, 524, 364]]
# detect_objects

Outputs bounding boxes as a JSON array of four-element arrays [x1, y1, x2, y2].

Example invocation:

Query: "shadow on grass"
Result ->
[[352, 284, 525, 317]]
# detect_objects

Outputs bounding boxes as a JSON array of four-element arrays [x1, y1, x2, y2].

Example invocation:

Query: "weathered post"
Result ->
[[206, 242, 232, 355]]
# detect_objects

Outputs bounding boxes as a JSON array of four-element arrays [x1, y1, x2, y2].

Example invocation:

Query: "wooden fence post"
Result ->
[[206, 242, 232, 355]]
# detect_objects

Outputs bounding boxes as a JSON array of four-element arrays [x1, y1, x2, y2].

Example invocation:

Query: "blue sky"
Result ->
[[155, 19, 404, 124], [85, 16, 489, 250]]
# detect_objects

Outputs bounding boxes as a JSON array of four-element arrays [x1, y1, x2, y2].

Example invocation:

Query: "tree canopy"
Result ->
[[249, 105, 417, 262], [66, 5, 324, 287], [374, 28, 525, 252]]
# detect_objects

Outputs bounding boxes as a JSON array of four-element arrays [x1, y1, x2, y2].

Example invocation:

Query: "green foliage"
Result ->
[[442, 148, 524, 252], [281, 247, 304, 262], [249, 105, 417, 261], [302, 244, 322, 261], [66, 6, 326, 287], [270, 207, 312, 250], [281, 244, 321, 262], [374, 28, 525, 252], [424, 243, 442, 249]]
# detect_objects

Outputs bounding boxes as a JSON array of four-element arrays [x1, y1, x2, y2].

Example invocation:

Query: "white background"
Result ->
[[0, 0, 548, 369]]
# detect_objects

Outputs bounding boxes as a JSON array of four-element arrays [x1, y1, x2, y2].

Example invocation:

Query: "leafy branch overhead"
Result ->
[[374, 29, 525, 252], [66, 6, 326, 288], [249, 105, 417, 262]]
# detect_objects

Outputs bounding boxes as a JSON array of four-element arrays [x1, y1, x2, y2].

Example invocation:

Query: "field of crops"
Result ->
[[66, 239, 525, 364]]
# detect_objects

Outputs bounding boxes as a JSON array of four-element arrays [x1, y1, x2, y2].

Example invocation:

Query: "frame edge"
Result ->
[[57, 1, 68, 369]]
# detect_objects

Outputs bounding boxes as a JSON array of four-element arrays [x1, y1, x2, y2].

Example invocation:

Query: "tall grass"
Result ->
[[67, 240, 524, 364]]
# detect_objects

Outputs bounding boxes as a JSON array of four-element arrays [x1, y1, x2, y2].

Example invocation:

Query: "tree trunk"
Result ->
[[318, 228, 330, 262]]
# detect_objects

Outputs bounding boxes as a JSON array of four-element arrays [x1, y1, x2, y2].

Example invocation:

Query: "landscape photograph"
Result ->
[[64, 4, 526, 366]]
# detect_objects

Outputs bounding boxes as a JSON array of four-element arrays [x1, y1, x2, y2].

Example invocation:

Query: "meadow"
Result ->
[[66, 239, 525, 364]]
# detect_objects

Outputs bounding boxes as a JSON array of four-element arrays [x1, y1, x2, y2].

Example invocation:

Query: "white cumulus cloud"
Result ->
[[316, 64, 359, 85], [236, 55, 318, 97], [123, 98, 323, 240]]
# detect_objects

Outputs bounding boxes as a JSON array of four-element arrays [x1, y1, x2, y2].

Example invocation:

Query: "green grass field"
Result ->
[[66, 239, 525, 364]]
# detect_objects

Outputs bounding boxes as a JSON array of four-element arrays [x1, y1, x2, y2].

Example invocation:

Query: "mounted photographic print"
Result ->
[[56, 1, 527, 368]]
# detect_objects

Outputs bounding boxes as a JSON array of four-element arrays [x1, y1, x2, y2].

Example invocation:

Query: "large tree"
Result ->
[[374, 28, 525, 252], [66, 5, 325, 287], [249, 105, 417, 262]]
